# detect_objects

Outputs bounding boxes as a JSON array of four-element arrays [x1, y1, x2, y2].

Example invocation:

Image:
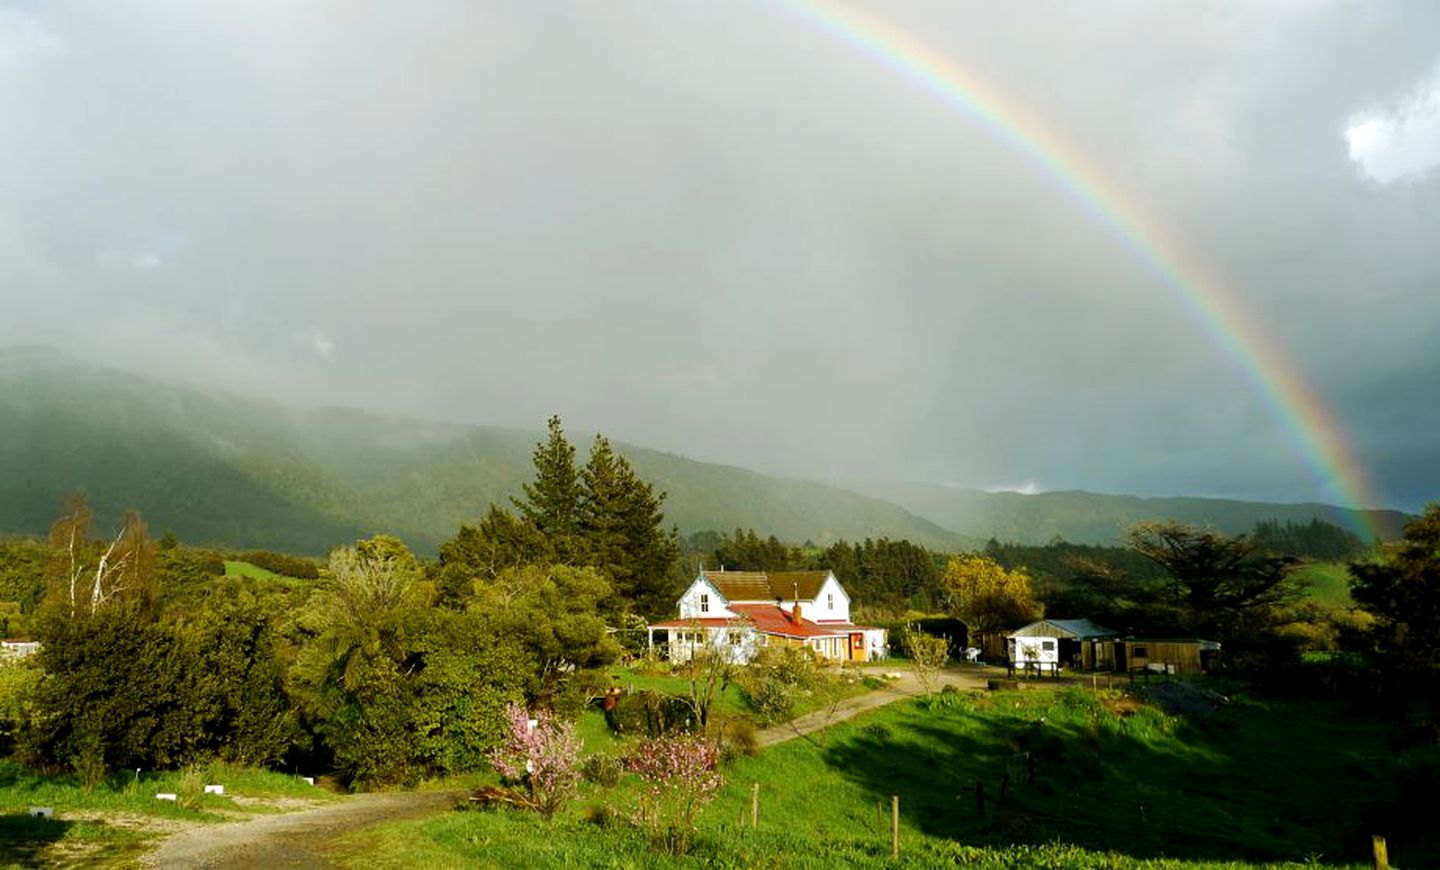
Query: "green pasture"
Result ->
[[223, 559, 306, 585], [333, 686, 1434, 868], [1292, 562, 1353, 609]]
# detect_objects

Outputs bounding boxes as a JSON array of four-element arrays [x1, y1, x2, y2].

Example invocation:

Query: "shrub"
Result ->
[[623, 735, 724, 855], [487, 703, 582, 819], [720, 718, 759, 763], [606, 690, 696, 737], [581, 752, 623, 787], [737, 673, 794, 724]]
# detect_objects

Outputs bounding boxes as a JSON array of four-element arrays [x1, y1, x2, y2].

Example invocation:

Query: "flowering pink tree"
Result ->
[[486, 702, 582, 818], [623, 735, 724, 854]]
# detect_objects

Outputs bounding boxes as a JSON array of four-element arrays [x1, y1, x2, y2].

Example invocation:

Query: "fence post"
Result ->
[[751, 782, 759, 829], [1373, 835, 1389, 870], [891, 795, 900, 859]]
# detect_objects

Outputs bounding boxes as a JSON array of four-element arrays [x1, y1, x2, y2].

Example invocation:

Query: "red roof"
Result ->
[[650, 605, 870, 641], [647, 617, 734, 629]]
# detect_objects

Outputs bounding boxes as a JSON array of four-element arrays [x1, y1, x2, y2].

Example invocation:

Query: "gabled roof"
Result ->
[[1009, 618, 1116, 639], [701, 569, 833, 602]]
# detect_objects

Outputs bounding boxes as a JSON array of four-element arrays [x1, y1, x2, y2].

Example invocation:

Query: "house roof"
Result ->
[[651, 604, 858, 640], [1009, 618, 1117, 639], [701, 569, 833, 602]]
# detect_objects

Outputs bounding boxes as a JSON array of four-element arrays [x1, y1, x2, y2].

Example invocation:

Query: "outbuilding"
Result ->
[[1007, 618, 1118, 674]]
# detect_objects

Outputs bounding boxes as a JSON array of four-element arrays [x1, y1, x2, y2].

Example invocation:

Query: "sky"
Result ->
[[1, 1, 1438, 512]]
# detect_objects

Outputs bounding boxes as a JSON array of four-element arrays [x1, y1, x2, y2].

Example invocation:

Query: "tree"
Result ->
[[901, 623, 948, 696], [577, 435, 679, 614], [469, 563, 621, 695], [623, 735, 724, 855], [486, 702, 583, 819], [513, 415, 582, 561], [1349, 503, 1440, 670], [48, 495, 157, 619], [436, 506, 550, 605], [1126, 521, 1300, 640], [942, 554, 1040, 644]]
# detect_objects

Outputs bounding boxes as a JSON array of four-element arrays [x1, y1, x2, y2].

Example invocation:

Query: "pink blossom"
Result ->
[[487, 702, 582, 818]]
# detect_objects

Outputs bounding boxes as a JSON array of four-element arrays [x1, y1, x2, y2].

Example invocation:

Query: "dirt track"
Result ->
[[754, 664, 999, 748], [142, 790, 461, 869]]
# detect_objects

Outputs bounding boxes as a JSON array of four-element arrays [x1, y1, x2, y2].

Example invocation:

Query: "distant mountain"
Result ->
[[0, 348, 969, 554], [847, 481, 1413, 546]]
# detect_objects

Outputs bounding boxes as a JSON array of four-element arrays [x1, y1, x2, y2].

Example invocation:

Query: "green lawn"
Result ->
[[1292, 562, 1353, 609], [331, 686, 1435, 868], [223, 559, 306, 584], [0, 760, 334, 867]]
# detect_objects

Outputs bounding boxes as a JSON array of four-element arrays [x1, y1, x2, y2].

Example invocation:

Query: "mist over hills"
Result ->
[[0, 348, 1411, 554], [0, 348, 967, 553], [848, 481, 1412, 547]]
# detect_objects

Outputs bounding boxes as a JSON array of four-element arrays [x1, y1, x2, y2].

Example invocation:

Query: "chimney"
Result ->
[[791, 581, 802, 625]]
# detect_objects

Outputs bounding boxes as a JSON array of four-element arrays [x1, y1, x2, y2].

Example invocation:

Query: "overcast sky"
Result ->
[[2, 1, 1437, 512]]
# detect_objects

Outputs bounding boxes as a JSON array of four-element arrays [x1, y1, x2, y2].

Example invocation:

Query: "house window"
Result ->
[[700, 593, 709, 613], [826, 593, 834, 610], [1133, 645, 1148, 658], [1041, 640, 1055, 652]]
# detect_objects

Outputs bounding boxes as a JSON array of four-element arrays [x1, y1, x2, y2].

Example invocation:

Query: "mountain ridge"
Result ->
[[0, 347, 1413, 553]]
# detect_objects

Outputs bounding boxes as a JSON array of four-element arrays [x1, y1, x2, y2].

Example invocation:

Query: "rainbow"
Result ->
[[778, 0, 1381, 533]]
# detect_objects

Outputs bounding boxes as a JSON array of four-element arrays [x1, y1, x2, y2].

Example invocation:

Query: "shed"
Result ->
[[1111, 638, 1220, 675], [1007, 619, 1117, 672]]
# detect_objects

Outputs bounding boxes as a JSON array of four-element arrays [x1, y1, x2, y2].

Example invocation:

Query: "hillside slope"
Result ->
[[0, 349, 967, 553], [851, 481, 1412, 546]]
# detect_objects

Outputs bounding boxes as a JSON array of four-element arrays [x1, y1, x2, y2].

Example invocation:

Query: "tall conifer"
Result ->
[[513, 415, 581, 561], [578, 435, 679, 614]]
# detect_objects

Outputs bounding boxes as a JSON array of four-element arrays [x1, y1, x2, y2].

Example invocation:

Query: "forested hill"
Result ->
[[850, 480, 1413, 546], [0, 349, 969, 554]]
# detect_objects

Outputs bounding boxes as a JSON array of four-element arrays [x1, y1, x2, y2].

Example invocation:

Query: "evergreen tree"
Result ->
[[1348, 503, 1440, 671], [513, 415, 581, 561], [577, 435, 679, 615]]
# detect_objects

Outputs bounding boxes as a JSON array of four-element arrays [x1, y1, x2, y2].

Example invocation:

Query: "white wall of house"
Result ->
[[775, 573, 850, 623], [1012, 636, 1060, 666], [676, 578, 735, 620], [863, 628, 888, 660], [667, 626, 757, 664]]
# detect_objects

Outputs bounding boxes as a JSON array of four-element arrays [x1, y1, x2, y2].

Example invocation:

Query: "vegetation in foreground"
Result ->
[[0, 760, 333, 867], [331, 685, 1438, 869]]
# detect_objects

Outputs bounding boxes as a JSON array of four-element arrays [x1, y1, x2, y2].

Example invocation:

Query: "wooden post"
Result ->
[[1373, 835, 1389, 870], [891, 795, 900, 859], [751, 782, 759, 829], [975, 779, 985, 816], [1092, 673, 1097, 691]]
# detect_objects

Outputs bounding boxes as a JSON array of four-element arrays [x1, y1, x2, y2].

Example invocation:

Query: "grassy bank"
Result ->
[[332, 685, 1435, 869], [0, 760, 334, 867]]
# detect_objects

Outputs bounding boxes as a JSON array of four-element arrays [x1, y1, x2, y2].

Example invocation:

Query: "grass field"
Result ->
[[332, 685, 1436, 869], [1293, 562, 1353, 609], [223, 559, 305, 584], [0, 760, 334, 867]]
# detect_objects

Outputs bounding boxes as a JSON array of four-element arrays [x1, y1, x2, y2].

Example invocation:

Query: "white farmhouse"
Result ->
[[648, 569, 887, 664]]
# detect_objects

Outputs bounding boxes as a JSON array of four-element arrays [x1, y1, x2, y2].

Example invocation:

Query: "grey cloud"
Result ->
[[1, 1, 1437, 511]]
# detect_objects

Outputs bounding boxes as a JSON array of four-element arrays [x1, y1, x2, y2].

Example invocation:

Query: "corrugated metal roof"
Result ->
[[1009, 618, 1116, 639]]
